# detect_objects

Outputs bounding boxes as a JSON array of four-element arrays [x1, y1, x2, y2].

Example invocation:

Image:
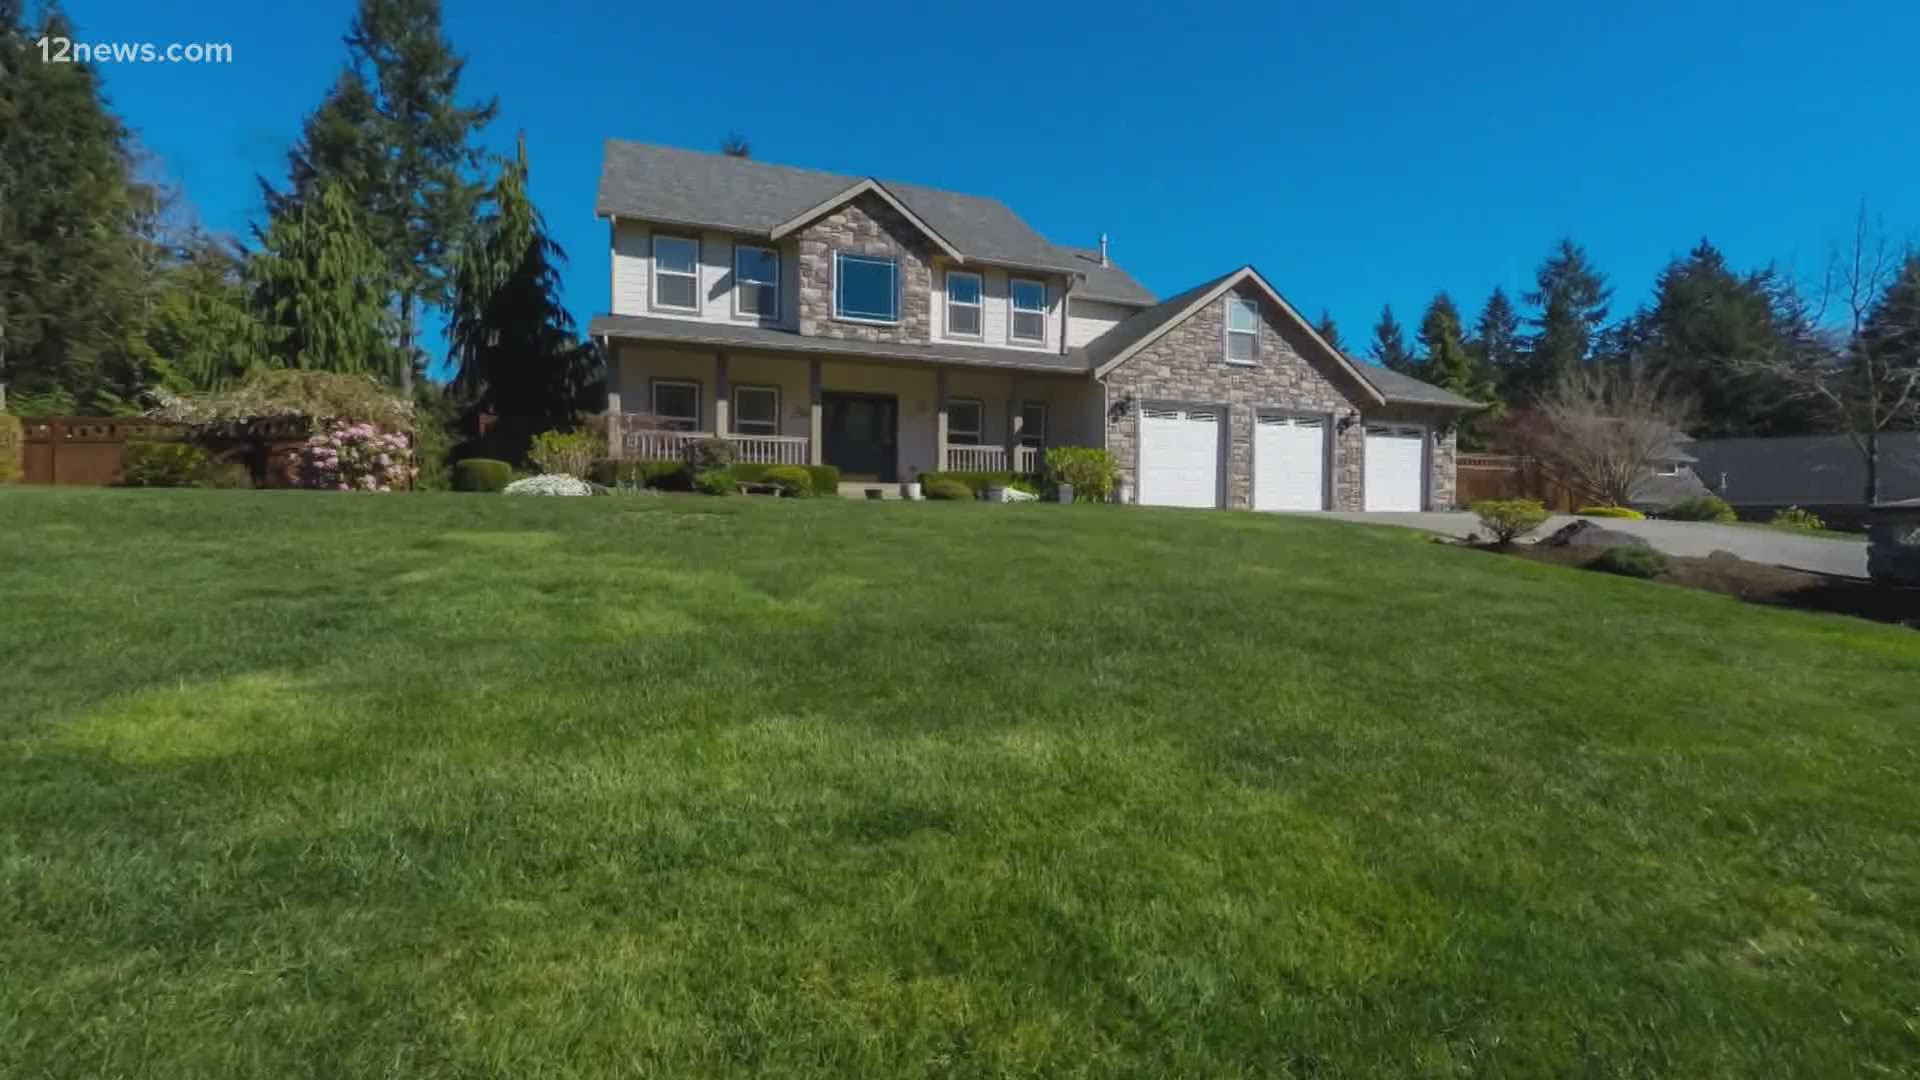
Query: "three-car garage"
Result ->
[[1133, 403, 1429, 512]]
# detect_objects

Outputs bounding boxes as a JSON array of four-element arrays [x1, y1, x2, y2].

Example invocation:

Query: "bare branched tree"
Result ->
[[1744, 204, 1920, 504], [1531, 365, 1692, 506]]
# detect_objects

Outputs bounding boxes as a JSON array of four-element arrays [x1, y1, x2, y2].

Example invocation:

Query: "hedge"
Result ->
[[585, 460, 841, 495], [117, 443, 208, 488], [1577, 505, 1645, 520], [728, 463, 840, 495], [454, 458, 515, 493], [917, 470, 1019, 495], [0, 414, 21, 484]]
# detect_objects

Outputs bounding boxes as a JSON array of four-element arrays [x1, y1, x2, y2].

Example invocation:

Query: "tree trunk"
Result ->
[[398, 290, 415, 395], [1866, 430, 1880, 506]]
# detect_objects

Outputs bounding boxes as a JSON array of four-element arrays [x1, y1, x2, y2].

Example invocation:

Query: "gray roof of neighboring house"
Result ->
[[1629, 469, 1715, 510], [588, 313, 1088, 375], [596, 140, 1142, 288], [1689, 432, 1920, 507]]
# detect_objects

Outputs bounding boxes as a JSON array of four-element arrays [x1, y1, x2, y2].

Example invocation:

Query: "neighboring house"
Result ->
[[587, 140, 1480, 510], [1690, 433, 1920, 528], [1628, 439, 1714, 513]]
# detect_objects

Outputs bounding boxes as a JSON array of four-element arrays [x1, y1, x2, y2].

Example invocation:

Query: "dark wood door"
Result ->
[[821, 392, 898, 482]]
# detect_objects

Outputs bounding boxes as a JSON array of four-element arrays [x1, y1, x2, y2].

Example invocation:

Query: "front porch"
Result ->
[[605, 344, 1092, 482]]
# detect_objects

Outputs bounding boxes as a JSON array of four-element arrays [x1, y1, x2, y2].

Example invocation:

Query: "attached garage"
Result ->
[[1363, 424, 1426, 511], [1252, 413, 1327, 511], [1137, 405, 1223, 508]]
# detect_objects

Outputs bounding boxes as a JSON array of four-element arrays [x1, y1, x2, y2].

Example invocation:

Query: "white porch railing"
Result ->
[[945, 444, 1040, 474], [620, 421, 809, 466]]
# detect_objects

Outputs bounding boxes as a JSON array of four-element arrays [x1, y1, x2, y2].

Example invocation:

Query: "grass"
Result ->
[[3, 488, 1918, 1078]]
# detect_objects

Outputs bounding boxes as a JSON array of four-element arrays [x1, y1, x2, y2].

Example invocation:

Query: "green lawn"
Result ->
[[3, 489, 1918, 1078]]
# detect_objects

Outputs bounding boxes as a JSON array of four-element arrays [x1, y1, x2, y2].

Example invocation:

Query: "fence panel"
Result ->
[[1456, 454, 1585, 511], [20, 418, 185, 486]]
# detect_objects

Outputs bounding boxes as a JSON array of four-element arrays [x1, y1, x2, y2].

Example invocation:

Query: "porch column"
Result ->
[[1006, 374, 1023, 469], [713, 351, 730, 436], [604, 340, 622, 457], [935, 368, 950, 473], [808, 357, 824, 466]]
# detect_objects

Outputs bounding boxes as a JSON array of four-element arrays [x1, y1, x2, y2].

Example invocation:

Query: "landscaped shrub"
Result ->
[[454, 458, 514, 492], [410, 406, 456, 492], [917, 470, 1016, 495], [687, 437, 735, 472], [1471, 499, 1549, 544], [693, 468, 737, 495], [528, 429, 601, 479], [117, 442, 208, 487], [148, 369, 413, 432], [1592, 544, 1669, 579], [1770, 506, 1825, 532], [1577, 505, 1645, 519], [0, 414, 21, 484], [760, 465, 815, 497], [299, 421, 414, 492], [199, 462, 254, 489], [1665, 495, 1737, 523], [923, 478, 974, 501], [1043, 446, 1116, 502], [729, 462, 839, 494]]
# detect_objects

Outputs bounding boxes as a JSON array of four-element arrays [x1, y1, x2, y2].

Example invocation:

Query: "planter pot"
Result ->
[[984, 485, 1006, 503], [901, 482, 922, 500], [1056, 483, 1074, 503]]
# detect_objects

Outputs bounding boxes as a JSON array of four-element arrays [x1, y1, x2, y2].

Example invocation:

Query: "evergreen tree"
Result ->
[[271, 0, 497, 392], [0, 2, 161, 411], [447, 139, 602, 455], [1369, 305, 1418, 375], [148, 236, 267, 389], [1518, 239, 1612, 402], [1418, 292, 1502, 448], [1469, 287, 1523, 390], [1314, 308, 1346, 352], [248, 181, 401, 377]]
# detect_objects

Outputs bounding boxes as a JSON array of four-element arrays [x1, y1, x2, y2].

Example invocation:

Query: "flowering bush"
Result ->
[[504, 474, 594, 496], [300, 421, 415, 492]]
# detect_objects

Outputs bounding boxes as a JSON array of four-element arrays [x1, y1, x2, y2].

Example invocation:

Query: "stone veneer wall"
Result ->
[[795, 193, 932, 344], [1102, 282, 1462, 509]]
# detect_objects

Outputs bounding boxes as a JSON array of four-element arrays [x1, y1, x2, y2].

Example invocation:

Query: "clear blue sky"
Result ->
[[61, 0, 1920, 367]]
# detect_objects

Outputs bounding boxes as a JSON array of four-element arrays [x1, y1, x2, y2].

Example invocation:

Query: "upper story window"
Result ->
[[1010, 278, 1046, 343], [734, 245, 779, 319], [1225, 296, 1259, 363], [653, 234, 700, 311], [835, 252, 898, 323], [946, 270, 983, 338]]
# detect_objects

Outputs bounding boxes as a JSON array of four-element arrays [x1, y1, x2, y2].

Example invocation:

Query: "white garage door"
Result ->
[[1364, 424, 1425, 511], [1138, 406, 1222, 508], [1253, 414, 1326, 511]]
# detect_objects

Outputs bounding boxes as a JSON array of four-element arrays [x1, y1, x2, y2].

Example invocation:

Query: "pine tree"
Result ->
[[247, 181, 401, 377], [270, 0, 497, 393], [1369, 305, 1418, 375], [0, 2, 161, 411], [1518, 239, 1612, 402], [1314, 308, 1345, 352], [1470, 287, 1522, 389], [1418, 292, 1502, 447], [447, 138, 602, 455], [149, 236, 267, 389]]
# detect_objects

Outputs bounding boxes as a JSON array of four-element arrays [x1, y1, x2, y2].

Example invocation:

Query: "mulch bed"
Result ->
[[1468, 542, 1920, 630]]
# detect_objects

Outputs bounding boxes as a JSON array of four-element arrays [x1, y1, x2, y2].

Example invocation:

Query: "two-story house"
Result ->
[[588, 140, 1479, 509]]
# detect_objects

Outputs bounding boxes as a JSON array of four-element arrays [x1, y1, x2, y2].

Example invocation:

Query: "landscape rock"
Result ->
[[1539, 520, 1652, 550]]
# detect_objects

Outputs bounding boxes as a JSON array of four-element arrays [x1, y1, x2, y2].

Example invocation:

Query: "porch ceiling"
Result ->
[[588, 313, 1091, 375]]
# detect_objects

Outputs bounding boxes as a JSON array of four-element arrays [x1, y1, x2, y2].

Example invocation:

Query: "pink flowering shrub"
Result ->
[[299, 421, 416, 492]]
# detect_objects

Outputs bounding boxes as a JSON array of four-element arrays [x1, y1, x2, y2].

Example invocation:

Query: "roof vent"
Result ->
[[1098, 233, 1109, 268]]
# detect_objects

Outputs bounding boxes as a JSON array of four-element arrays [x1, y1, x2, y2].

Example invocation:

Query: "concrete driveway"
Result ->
[[1330, 511, 1869, 579]]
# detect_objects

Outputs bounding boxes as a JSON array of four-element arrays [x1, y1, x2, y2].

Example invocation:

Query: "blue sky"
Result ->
[[60, 0, 1920, 368]]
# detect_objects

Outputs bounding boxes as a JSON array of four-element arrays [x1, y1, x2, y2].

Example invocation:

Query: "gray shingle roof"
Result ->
[[1688, 433, 1920, 507], [596, 140, 1138, 286], [1353, 364, 1483, 409], [1057, 246, 1156, 306], [587, 313, 1088, 375], [1081, 271, 1242, 373]]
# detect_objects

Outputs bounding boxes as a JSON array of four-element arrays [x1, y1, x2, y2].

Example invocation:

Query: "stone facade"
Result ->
[[794, 193, 933, 344], [1102, 282, 1461, 509]]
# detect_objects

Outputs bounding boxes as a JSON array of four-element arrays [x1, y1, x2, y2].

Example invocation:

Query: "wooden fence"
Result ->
[[1455, 454, 1587, 511], [19, 417, 186, 486]]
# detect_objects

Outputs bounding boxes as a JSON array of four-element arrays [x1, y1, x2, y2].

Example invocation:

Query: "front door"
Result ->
[[822, 392, 898, 482]]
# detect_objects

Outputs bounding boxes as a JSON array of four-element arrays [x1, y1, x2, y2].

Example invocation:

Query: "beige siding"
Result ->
[[1067, 298, 1139, 348], [608, 219, 797, 330], [931, 266, 1063, 353], [612, 221, 649, 316]]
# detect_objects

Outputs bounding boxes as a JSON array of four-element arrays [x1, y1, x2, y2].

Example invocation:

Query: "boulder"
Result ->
[[1539, 520, 1653, 550]]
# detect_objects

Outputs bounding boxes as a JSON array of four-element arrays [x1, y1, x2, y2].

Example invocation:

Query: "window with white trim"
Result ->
[[652, 379, 700, 431], [834, 252, 898, 322], [1225, 296, 1259, 363], [948, 398, 984, 445], [1010, 278, 1047, 343], [1019, 402, 1047, 449], [946, 270, 983, 337], [733, 385, 779, 436], [1653, 462, 1680, 477], [733, 245, 779, 319], [653, 235, 700, 311]]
